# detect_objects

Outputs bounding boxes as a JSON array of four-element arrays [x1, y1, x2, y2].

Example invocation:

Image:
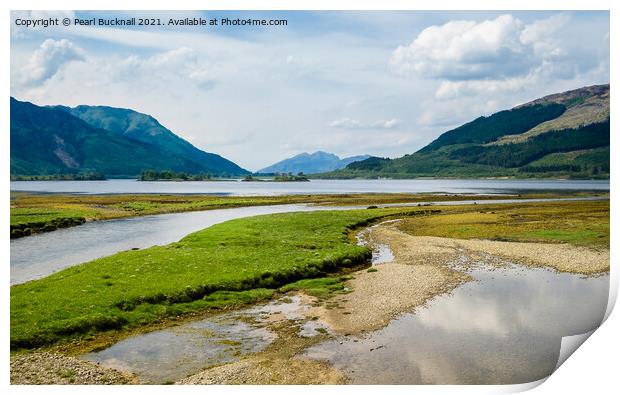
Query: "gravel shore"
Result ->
[[311, 224, 470, 335], [177, 319, 345, 385], [310, 222, 608, 336], [384, 225, 608, 275], [10, 352, 137, 384], [177, 357, 344, 384]]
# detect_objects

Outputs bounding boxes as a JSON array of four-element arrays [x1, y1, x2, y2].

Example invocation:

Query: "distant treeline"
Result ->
[[11, 172, 106, 181], [243, 172, 310, 182], [420, 103, 567, 151], [139, 170, 214, 181], [519, 164, 609, 175], [519, 164, 581, 173], [449, 120, 610, 168], [346, 157, 391, 171], [274, 172, 309, 182]]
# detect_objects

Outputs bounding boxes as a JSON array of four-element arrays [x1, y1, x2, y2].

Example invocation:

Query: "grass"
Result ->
[[279, 275, 353, 299], [10, 207, 433, 350], [57, 368, 76, 383], [10, 207, 87, 237], [10, 191, 601, 238], [397, 200, 609, 248]]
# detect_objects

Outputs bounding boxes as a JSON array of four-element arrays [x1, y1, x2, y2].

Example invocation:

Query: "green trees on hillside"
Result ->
[[449, 120, 610, 168], [346, 157, 392, 171], [420, 103, 567, 151]]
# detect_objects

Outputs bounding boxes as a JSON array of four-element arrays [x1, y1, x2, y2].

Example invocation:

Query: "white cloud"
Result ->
[[142, 47, 215, 90], [390, 15, 529, 81], [330, 117, 400, 129], [10, 11, 609, 170], [434, 75, 536, 100], [20, 39, 85, 86], [390, 13, 606, 100], [51, 46, 217, 93]]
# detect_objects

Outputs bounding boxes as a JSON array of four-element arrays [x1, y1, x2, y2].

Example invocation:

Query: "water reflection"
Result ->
[[83, 316, 275, 384], [304, 265, 609, 384], [82, 296, 315, 384]]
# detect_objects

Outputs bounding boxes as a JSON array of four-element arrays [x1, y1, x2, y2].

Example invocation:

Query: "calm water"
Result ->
[[11, 178, 610, 383], [10, 178, 609, 195], [82, 295, 330, 384], [304, 264, 609, 384], [83, 314, 276, 384], [10, 204, 333, 284], [81, 261, 609, 384]]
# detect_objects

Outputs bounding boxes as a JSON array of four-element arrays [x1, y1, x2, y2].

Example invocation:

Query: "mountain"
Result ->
[[258, 151, 370, 174], [321, 84, 609, 179], [60, 105, 247, 176], [10, 98, 249, 177]]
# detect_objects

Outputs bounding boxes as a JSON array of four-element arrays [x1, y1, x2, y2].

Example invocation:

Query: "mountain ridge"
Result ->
[[318, 84, 610, 179], [10, 98, 249, 177], [258, 151, 370, 174]]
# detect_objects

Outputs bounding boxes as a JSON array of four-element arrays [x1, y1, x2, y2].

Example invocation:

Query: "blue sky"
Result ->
[[10, 10, 610, 171]]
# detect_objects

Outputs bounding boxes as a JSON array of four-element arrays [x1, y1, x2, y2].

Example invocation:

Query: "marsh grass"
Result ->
[[398, 200, 609, 248], [10, 191, 596, 238], [10, 207, 430, 349], [279, 276, 354, 299]]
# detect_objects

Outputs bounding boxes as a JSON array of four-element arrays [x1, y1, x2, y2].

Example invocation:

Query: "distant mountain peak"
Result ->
[[258, 151, 370, 174]]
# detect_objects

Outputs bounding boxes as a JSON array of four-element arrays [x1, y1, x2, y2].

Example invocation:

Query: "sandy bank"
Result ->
[[177, 356, 344, 384], [312, 264, 468, 335], [309, 223, 470, 335], [380, 225, 608, 275], [311, 222, 608, 336]]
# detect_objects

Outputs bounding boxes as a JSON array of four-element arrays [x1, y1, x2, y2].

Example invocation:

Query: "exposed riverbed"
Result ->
[[304, 263, 608, 384], [76, 222, 610, 385]]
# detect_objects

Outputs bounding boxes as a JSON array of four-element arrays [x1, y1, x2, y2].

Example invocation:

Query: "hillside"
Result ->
[[61, 105, 247, 176], [258, 151, 370, 174], [320, 84, 609, 179], [10, 98, 248, 177]]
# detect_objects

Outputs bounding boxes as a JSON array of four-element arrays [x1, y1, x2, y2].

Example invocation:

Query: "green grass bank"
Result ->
[[10, 207, 433, 350]]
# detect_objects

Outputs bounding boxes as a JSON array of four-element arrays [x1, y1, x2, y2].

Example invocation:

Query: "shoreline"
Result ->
[[10, 352, 138, 385], [302, 221, 609, 337], [179, 222, 610, 384], [10, 191, 609, 240], [9, 201, 610, 384]]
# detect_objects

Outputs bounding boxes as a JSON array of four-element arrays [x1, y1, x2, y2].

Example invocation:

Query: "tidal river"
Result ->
[[10, 197, 606, 285], [9, 189, 611, 384]]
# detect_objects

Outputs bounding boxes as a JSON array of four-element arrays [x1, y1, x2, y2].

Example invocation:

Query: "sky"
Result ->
[[10, 10, 610, 171]]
